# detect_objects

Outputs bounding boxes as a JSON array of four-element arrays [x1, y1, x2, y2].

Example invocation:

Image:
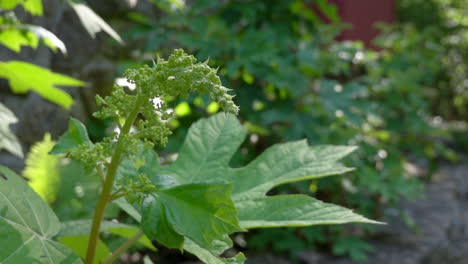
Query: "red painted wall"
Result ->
[[329, 0, 395, 47]]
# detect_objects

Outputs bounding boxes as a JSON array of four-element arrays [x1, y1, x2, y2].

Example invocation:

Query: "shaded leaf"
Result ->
[[58, 220, 156, 251], [50, 118, 93, 154], [141, 183, 242, 250], [0, 166, 82, 264], [184, 239, 246, 264], [114, 197, 142, 222], [58, 235, 109, 264], [0, 103, 23, 158], [0, 61, 83, 109], [115, 200, 245, 264], [141, 195, 184, 249]]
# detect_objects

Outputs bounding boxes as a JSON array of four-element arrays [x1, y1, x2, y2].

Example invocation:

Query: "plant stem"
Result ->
[[85, 95, 145, 264], [101, 230, 145, 264]]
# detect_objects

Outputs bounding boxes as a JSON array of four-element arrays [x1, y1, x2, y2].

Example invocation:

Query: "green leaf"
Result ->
[[23, 133, 60, 203], [237, 195, 377, 229], [141, 195, 184, 249], [184, 239, 246, 264], [70, 3, 123, 44], [0, 28, 36, 53], [57, 235, 109, 264], [106, 226, 156, 251], [153, 113, 378, 227], [0, 26, 66, 53], [0, 0, 43, 15], [21, 0, 43, 15], [141, 183, 242, 250], [115, 114, 378, 263], [58, 220, 156, 251], [0, 103, 23, 158], [135, 113, 379, 262], [150, 0, 185, 12], [0, 61, 84, 109], [0, 165, 82, 264], [50, 118, 93, 154], [114, 197, 142, 222]]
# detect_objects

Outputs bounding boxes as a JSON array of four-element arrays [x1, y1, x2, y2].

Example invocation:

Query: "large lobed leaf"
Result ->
[[153, 113, 378, 227], [0, 166, 82, 264], [57, 220, 155, 251], [119, 113, 378, 264], [0, 61, 83, 109]]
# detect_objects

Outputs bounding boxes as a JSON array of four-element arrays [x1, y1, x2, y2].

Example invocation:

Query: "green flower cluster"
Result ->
[[124, 48, 239, 114], [73, 49, 238, 168]]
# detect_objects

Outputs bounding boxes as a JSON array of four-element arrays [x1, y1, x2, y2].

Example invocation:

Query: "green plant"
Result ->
[[118, 1, 434, 260], [0, 0, 122, 111], [0, 0, 122, 158], [397, 0, 468, 120], [0, 49, 378, 264]]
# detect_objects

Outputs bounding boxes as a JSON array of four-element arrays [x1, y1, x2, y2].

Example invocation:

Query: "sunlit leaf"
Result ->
[[0, 0, 43, 15], [0, 29, 36, 53], [0, 61, 83, 109], [0, 25, 66, 54], [70, 3, 123, 44]]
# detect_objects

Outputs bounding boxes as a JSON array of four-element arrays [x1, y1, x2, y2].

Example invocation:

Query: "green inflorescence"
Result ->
[[72, 49, 238, 168]]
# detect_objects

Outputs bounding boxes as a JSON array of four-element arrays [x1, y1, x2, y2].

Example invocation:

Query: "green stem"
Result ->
[[101, 231, 145, 264], [109, 191, 128, 201], [84, 95, 145, 264]]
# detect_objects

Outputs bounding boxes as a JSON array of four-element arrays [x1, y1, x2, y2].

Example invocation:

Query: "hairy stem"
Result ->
[[101, 230, 145, 264], [85, 95, 145, 264]]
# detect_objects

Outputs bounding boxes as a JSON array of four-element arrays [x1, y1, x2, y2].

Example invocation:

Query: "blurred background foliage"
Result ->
[[112, 0, 467, 260], [1, 0, 467, 262]]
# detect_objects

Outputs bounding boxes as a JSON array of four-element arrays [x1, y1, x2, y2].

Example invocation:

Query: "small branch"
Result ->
[[109, 191, 127, 202], [101, 230, 145, 264]]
